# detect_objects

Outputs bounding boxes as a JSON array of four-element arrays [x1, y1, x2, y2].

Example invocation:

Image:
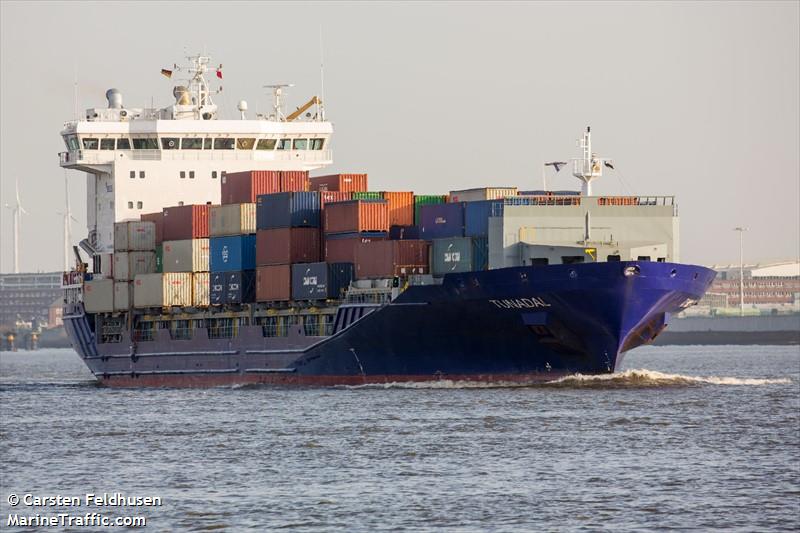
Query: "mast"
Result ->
[[571, 126, 612, 196]]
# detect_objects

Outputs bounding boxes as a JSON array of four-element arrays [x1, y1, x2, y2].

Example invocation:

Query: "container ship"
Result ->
[[58, 55, 715, 387]]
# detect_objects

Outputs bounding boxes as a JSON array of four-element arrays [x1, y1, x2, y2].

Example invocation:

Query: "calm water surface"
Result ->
[[1, 346, 798, 532]]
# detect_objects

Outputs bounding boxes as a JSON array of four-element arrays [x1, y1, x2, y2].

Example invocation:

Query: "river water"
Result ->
[[1, 345, 798, 532]]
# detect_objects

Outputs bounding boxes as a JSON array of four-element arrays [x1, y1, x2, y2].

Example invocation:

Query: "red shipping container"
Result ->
[[279, 171, 309, 192], [256, 264, 291, 302], [324, 200, 389, 234], [325, 233, 386, 263], [310, 173, 368, 192], [355, 240, 430, 279], [256, 228, 320, 266], [381, 191, 414, 226], [221, 170, 281, 204], [140, 212, 164, 245], [162, 205, 211, 241]]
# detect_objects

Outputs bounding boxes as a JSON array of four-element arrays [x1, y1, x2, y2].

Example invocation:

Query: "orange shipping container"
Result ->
[[162, 205, 211, 241], [381, 191, 414, 226], [221, 170, 281, 204], [310, 173, 368, 192], [280, 171, 310, 192], [324, 200, 389, 234], [256, 264, 291, 302]]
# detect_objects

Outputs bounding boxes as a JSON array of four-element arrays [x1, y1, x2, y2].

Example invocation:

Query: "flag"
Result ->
[[160, 69, 172, 78], [216, 68, 223, 79], [604, 161, 615, 170], [545, 161, 568, 172]]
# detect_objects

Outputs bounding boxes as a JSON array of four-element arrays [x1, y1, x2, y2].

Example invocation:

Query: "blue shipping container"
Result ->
[[291, 262, 354, 300], [223, 270, 255, 304], [389, 225, 421, 240], [210, 272, 226, 305], [256, 192, 320, 229], [210, 235, 256, 272], [419, 202, 464, 240], [464, 200, 503, 237]]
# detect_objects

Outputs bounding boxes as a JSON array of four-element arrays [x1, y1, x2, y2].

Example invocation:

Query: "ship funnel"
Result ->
[[105, 88, 123, 109], [173, 86, 191, 105]]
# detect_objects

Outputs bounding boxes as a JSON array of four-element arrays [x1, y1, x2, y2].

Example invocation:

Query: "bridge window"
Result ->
[[276, 139, 291, 150], [214, 138, 234, 150], [127, 201, 133, 209], [257, 139, 276, 150], [530, 258, 549, 266], [293, 138, 308, 150], [117, 138, 131, 150], [236, 138, 255, 150], [161, 137, 179, 150], [203, 138, 213, 149], [180, 171, 186, 179], [562, 256, 585, 264], [189, 171, 195, 179], [100, 139, 115, 150], [82, 138, 99, 149], [637, 256, 651, 262], [310, 138, 325, 150], [66, 135, 80, 150], [607, 254, 621, 262], [212, 171, 218, 179], [130, 171, 136, 179], [137, 201, 143, 209], [182, 138, 202, 150], [132, 138, 158, 150]]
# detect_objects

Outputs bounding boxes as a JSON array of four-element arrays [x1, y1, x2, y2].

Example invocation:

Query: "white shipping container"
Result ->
[[192, 272, 210, 307], [114, 221, 156, 251], [133, 273, 193, 308], [210, 203, 257, 236], [114, 251, 157, 281], [97, 253, 114, 278], [83, 279, 115, 313], [448, 187, 518, 203], [113, 281, 133, 311], [162, 239, 210, 272]]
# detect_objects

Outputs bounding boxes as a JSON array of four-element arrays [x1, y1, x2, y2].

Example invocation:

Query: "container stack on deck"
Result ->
[[96, 174, 534, 312]]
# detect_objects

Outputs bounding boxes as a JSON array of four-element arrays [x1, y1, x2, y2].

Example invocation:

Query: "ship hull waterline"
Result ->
[[63, 261, 716, 388]]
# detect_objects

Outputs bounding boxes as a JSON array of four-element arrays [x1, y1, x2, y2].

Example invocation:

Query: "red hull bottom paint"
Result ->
[[97, 372, 575, 388]]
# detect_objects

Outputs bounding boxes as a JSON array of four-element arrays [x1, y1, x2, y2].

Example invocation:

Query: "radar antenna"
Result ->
[[263, 84, 294, 121]]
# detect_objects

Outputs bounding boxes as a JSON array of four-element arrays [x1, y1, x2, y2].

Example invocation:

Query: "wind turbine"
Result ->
[[57, 172, 77, 271], [4, 177, 26, 273]]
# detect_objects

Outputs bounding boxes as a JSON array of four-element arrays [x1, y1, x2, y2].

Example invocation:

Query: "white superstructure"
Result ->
[[59, 55, 333, 253]]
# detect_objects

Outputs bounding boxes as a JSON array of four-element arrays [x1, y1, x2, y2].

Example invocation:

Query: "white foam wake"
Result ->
[[547, 369, 792, 388], [339, 370, 792, 390]]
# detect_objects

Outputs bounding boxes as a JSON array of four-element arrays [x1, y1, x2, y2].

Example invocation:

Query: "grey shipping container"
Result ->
[[113, 251, 157, 281], [291, 262, 354, 300], [83, 279, 115, 313], [114, 221, 156, 251], [133, 273, 193, 308], [162, 239, 210, 272], [210, 203, 257, 236], [113, 281, 133, 310]]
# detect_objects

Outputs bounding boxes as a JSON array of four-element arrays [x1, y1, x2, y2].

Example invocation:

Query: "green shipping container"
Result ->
[[414, 195, 447, 225], [352, 192, 382, 200], [431, 236, 488, 275], [155, 245, 163, 273]]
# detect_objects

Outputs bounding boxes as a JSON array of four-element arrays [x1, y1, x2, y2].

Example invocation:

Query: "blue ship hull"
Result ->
[[63, 261, 715, 387]]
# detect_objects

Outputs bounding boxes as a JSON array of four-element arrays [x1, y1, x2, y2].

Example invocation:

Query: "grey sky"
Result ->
[[1, 1, 798, 273]]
